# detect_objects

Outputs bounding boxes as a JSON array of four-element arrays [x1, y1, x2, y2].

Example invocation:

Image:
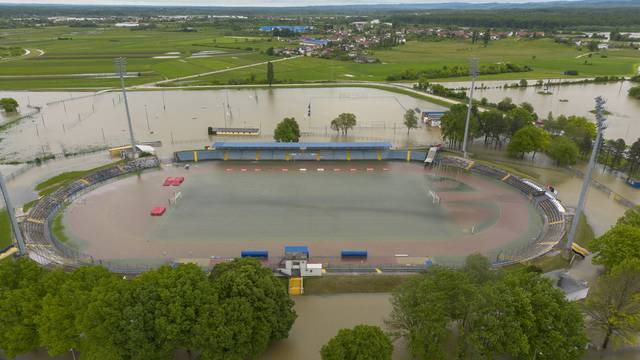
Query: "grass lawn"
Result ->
[[302, 275, 415, 295], [34, 160, 122, 197], [51, 211, 70, 244], [0, 209, 12, 248]]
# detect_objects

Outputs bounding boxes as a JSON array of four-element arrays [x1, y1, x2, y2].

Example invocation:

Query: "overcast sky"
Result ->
[[0, 0, 565, 7]]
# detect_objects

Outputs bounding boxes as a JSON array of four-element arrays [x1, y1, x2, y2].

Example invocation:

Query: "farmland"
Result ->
[[0, 26, 639, 90]]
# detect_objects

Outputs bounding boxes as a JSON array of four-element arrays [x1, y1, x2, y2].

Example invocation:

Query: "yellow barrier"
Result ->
[[501, 174, 511, 181], [346, 151, 351, 161], [223, 150, 228, 161], [377, 150, 382, 161], [285, 153, 290, 161], [465, 161, 475, 170], [316, 152, 321, 161], [288, 277, 303, 296], [571, 243, 590, 257], [193, 151, 199, 162], [0, 246, 18, 261], [255, 150, 260, 161], [406, 150, 411, 162]]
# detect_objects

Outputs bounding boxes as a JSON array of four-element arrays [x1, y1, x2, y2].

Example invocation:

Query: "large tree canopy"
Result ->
[[389, 256, 587, 360], [321, 325, 393, 360], [274, 117, 301, 142]]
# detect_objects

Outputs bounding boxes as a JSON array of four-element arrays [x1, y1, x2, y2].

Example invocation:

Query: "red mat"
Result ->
[[172, 177, 185, 186], [163, 177, 174, 186], [150, 207, 166, 216]]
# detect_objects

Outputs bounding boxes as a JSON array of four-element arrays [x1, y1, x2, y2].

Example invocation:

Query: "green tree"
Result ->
[[483, 28, 490, 46], [134, 264, 218, 358], [441, 104, 477, 150], [265, 47, 275, 56], [478, 109, 507, 148], [321, 325, 393, 360], [403, 109, 418, 135], [506, 107, 534, 137], [331, 113, 357, 136], [267, 61, 274, 86], [547, 136, 579, 165], [507, 126, 549, 159], [38, 266, 115, 356], [584, 259, 640, 349], [209, 258, 296, 359], [390, 255, 586, 360], [497, 97, 516, 112], [519, 79, 528, 87], [591, 224, 640, 269], [610, 138, 627, 169], [630, 86, 640, 99], [0, 258, 49, 358], [0, 98, 18, 112], [274, 117, 300, 142], [617, 205, 640, 227], [626, 139, 640, 180]]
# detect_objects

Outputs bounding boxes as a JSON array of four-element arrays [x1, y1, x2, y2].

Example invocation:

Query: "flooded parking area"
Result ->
[[62, 161, 542, 265]]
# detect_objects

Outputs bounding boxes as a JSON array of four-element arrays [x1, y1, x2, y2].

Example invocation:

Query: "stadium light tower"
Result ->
[[462, 58, 479, 159], [0, 169, 26, 255], [566, 96, 607, 252], [115, 57, 137, 158]]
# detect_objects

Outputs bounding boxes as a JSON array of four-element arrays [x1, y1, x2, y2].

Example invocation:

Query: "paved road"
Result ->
[[134, 55, 303, 88]]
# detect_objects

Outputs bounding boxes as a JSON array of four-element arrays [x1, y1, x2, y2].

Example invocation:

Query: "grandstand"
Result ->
[[18, 143, 566, 273], [22, 157, 160, 269], [438, 156, 566, 264]]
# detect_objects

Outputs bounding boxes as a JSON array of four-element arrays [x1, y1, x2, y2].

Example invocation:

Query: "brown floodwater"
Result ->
[[438, 79, 640, 143], [0, 88, 446, 162], [62, 161, 541, 265]]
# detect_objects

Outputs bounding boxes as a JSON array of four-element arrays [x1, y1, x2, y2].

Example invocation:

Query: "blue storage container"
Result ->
[[341, 249, 368, 258], [241, 250, 269, 258]]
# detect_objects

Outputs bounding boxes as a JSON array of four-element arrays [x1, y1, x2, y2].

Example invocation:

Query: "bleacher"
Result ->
[[23, 157, 160, 266], [437, 155, 566, 264]]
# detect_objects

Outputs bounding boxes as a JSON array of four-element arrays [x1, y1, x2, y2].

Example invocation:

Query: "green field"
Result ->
[[0, 26, 639, 90], [0, 209, 11, 248], [0, 26, 285, 89]]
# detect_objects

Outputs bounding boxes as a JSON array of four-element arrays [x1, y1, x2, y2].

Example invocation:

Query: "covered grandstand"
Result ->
[[176, 141, 394, 161]]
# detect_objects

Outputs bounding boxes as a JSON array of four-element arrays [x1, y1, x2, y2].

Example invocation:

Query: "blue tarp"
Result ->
[[214, 142, 392, 151], [285, 246, 309, 254]]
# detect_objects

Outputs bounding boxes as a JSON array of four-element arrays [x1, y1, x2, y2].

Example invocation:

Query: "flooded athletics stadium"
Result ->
[[61, 160, 543, 265]]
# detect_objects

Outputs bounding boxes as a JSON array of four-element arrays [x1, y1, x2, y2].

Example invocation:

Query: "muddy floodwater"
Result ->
[[0, 87, 446, 162], [62, 161, 542, 265], [438, 80, 640, 143]]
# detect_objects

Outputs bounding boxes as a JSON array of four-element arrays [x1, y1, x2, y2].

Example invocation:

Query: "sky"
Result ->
[[0, 0, 565, 7]]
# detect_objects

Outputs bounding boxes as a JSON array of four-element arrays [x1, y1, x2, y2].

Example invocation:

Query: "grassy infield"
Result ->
[[0, 26, 638, 89]]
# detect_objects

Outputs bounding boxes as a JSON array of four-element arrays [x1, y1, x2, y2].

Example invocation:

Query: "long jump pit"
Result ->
[[61, 161, 543, 267]]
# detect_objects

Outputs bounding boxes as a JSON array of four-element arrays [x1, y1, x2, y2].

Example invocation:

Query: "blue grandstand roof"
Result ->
[[213, 142, 392, 150], [285, 246, 309, 254]]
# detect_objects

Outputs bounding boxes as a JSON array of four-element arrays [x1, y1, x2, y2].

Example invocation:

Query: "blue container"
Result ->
[[627, 178, 640, 189], [341, 250, 368, 258], [241, 250, 269, 258]]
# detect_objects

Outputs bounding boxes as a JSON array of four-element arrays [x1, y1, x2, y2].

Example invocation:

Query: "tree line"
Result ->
[[439, 96, 640, 170], [583, 206, 640, 349], [0, 258, 296, 360]]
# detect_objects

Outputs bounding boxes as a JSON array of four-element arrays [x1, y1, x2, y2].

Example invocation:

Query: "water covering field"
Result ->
[[62, 161, 542, 265]]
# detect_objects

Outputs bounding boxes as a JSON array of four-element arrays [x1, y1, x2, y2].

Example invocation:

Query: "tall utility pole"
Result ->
[[462, 58, 479, 159], [115, 57, 137, 158], [0, 170, 26, 255], [566, 96, 607, 251]]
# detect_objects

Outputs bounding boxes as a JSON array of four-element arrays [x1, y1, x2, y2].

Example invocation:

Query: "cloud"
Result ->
[[0, 0, 559, 6]]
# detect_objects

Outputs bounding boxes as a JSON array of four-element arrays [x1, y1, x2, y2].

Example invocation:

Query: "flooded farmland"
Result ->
[[0, 87, 447, 162]]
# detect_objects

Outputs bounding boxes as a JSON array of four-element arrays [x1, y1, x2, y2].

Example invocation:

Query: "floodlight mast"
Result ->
[[0, 170, 26, 255], [565, 96, 607, 251], [462, 58, 479, 159], [115, 57, 137, 158]]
